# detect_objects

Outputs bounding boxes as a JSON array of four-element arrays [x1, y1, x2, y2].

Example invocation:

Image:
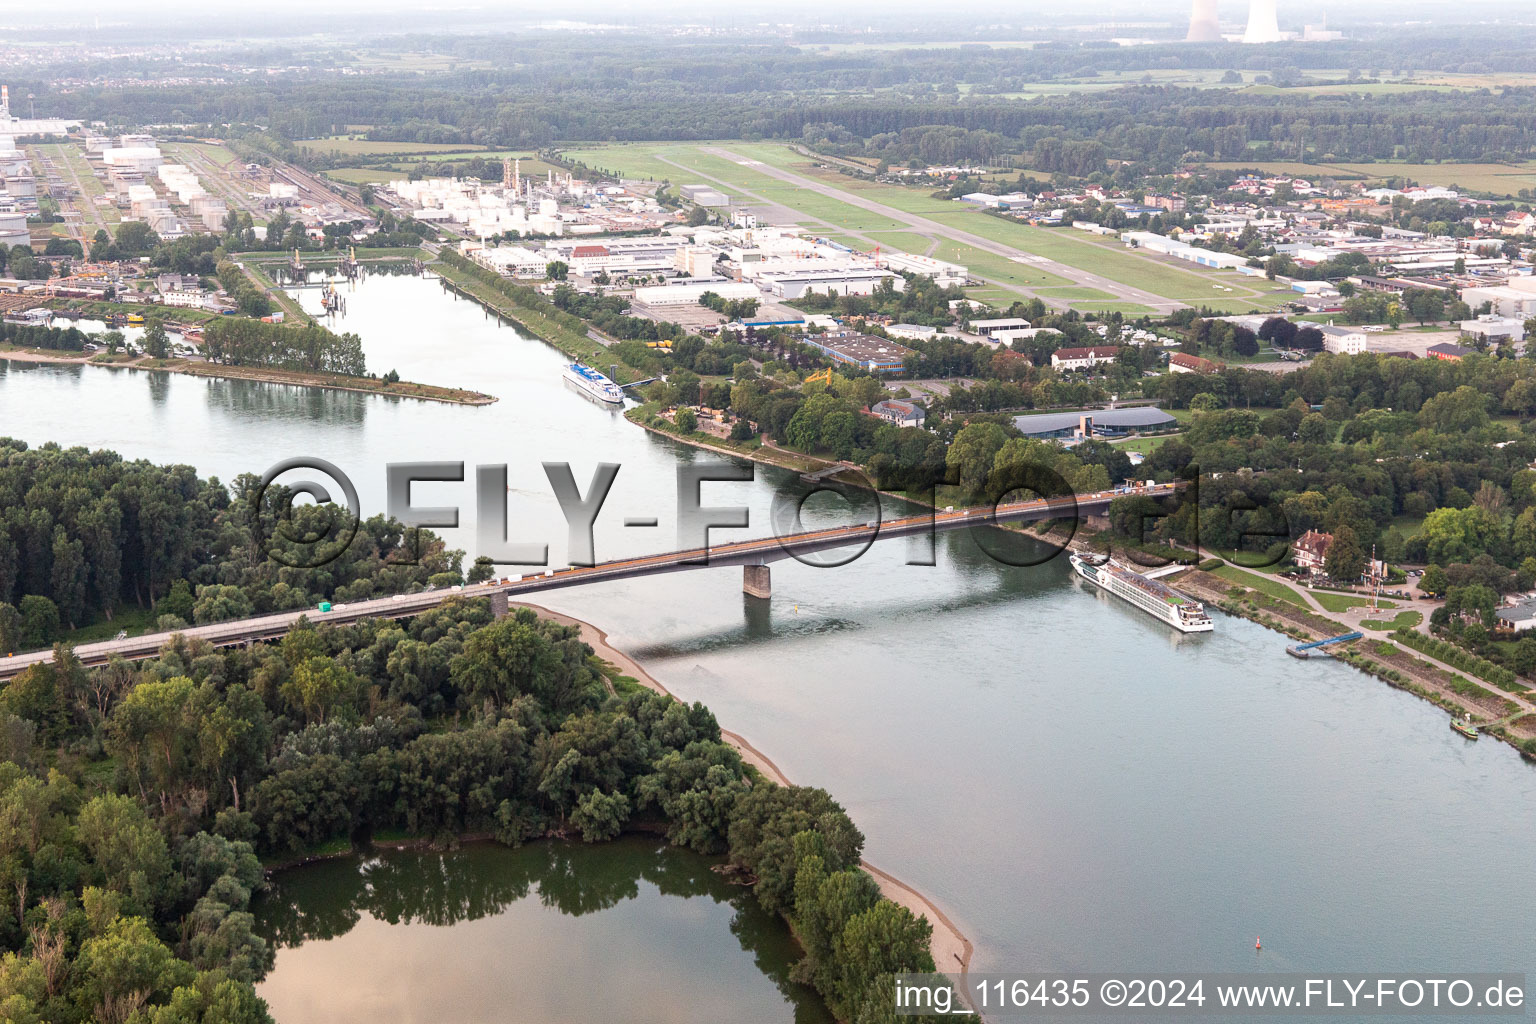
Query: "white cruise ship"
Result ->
[[562, 362, 625, 405], [1070, 553, 1214, 633]]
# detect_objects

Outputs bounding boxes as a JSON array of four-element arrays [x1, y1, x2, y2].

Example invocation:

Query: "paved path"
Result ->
[[1243, 571, 1536, 719], [705, 146, 1188, 313]]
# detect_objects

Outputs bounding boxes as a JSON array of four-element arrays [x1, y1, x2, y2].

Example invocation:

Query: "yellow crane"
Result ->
[[805, 367, 835, 386]]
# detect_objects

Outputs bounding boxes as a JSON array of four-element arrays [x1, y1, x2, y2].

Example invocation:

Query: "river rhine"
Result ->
[[1, 272, 1532, 1017]]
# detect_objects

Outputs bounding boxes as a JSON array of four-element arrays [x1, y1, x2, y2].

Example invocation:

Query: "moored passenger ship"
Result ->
[[1069, 553, 1214, 633], [561, 362, 625, 405]]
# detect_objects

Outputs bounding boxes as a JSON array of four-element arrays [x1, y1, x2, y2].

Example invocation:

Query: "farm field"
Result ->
[[296, 136, 489, 156], [323, 167, 401, 184], [1204, 160, 1536, 197]]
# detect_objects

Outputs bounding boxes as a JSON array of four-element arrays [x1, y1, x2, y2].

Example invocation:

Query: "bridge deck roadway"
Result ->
[[0, 484, 1177, 679]]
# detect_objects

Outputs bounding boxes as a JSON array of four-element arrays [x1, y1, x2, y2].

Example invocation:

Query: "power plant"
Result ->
[[1185, 0, 1220, 42], [1185, 0, 1288, 44], [1242, 0, 1283, 43]]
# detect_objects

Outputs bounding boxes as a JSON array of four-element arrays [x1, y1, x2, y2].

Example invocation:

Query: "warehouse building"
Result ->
[[631, 281, 761, 307], [804, 330, 913, 373], [1013, 407, 1177, 440], [753, 265, 901, 300], [880, 251, 968, 287], [679, 184, 730, 207], [1121, 231, 1250, 270], [969, 317, 1034, 338]]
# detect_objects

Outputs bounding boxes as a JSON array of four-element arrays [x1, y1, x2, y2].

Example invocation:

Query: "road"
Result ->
[[0, 483, 1176, 679], [703, 146, 1187, 313]]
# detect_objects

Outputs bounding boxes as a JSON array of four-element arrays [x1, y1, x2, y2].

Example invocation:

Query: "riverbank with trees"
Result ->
[[0, 346, 495, 406], [0, 441, 951, 1023]]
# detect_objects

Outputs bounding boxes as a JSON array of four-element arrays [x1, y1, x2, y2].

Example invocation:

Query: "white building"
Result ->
[[160, 288, 209, 308], [969, 317, 1034, 338], [1121, 231, 1251, 270], [473, 244, 548, 277], [752, 265, 900, 300], [1460, 315, 1526, 345], [886, 323, 938, 340], [1318, 324, 1368, 355], [631, 281, 761, 307], [1050, 345, 1120, 371], [1463, 277, 1536, 320], [879, 252, 968, 287]]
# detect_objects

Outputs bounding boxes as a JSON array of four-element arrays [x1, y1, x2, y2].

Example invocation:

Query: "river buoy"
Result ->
[[1255, 936, 1261, 950]]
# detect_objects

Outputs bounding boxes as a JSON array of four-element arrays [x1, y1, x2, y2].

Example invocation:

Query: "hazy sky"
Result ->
[[0, 0, 1521, 37]]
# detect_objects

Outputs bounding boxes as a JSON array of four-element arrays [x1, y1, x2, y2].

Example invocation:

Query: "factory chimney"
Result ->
[[513, 158, 521, 197], [1242, 0, 1283, 43], [0, 86, 8, 117], [1186, 0, 1220, 42]]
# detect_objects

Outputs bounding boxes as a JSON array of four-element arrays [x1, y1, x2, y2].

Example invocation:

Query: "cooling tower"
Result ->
[[1242, 0, 1283, 43], [1186, 0, 1221, 42]]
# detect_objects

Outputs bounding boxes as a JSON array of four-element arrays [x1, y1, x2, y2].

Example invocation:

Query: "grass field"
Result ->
[[1360, 610, 1424, 631], [1036, 287, 1115, 300], [1208, 564, 1310, 608], [1204, 160, 1536, 198], [296, 137, 487, 156], [562, 140, 1288, 312], [866, 231, 940, 254], [930, 240, 1075, 290], [324, 167, 401, 184], [1110, 434, 1174, 455], [1313, 592, 1388, 613]]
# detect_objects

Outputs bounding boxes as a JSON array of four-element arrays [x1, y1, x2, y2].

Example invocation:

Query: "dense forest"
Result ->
[[0, 440, 461, 652], [0, 596, 938, 1022], [14, 28, 1536, 166]]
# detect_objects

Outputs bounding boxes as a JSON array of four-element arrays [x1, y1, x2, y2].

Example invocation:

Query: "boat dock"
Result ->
[[1286, 632, 1363, 659]]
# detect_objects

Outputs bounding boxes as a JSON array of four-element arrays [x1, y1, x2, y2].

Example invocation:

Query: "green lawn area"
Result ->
[[1072, 301, 1156, 315], [1312, 592, 1390, 613], [1392, 514, 1426, 539], [866, 231, 940, 254], [1360, 610, 1423, 631], [1036, 287, 1116, 300], [1208, 564, 1310, 608], [932, 240, 1074, 290], [1110, 434, 1176, 455]]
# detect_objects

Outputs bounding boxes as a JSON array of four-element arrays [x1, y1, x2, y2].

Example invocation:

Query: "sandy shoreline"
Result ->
[[514, 601, 976, 979]]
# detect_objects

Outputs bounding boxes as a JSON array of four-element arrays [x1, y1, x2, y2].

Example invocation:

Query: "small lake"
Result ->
[[253, 838, 834, 1024]]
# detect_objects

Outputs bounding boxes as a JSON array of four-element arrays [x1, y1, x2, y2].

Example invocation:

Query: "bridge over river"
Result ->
[[0, 483, 1179, 680]]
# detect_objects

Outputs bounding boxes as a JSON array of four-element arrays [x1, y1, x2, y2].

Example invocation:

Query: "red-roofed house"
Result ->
[[1169, 352, 1223, 375], [1293, 530, 1332, 572]]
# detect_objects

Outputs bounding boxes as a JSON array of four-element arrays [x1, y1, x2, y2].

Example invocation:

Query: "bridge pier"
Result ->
[[742, 564, 771, 600], [489, 590, 510, 619]]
